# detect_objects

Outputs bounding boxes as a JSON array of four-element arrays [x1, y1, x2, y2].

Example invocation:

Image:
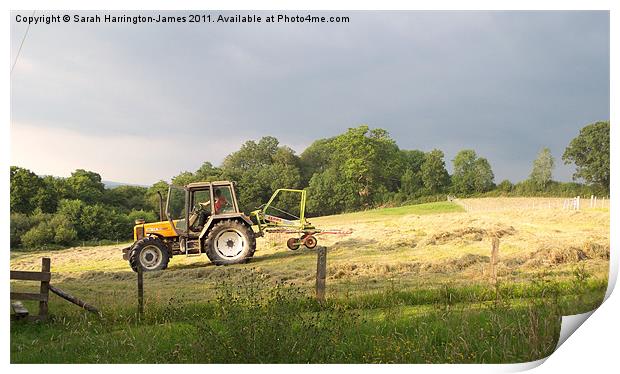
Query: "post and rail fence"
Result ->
[[10, 257, 51, 321], [10, 257, 99, 321]]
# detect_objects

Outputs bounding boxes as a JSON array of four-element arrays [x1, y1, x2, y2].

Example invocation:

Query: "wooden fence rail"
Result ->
[[49, 285, 100, 314]]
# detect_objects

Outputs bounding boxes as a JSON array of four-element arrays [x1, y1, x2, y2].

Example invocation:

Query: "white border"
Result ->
[[3, 1, 616, 373]]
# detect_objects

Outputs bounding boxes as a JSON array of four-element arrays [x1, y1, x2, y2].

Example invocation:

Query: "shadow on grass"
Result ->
[[250, 248, 314, 264], [167, 261, 215, 271]]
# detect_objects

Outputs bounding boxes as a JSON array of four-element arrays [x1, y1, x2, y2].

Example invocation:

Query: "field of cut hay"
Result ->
[[10, 198, 610, 363], [316, 199, 609, 290]]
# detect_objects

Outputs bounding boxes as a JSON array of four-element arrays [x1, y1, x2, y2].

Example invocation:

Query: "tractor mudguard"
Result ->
[[198, 213, 255, 241]]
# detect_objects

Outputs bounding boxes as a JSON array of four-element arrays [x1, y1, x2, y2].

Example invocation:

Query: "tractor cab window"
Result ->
[[213, 186, 234, 214], [189, 188, 212, 232], [166, 186, 186, 220], [192, 189, 211, 211]]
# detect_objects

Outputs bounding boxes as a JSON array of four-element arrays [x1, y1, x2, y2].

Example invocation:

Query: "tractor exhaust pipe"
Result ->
[[157, 191, 164, 221]]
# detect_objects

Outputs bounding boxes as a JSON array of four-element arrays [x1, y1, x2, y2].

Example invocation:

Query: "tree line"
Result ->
[[10, 120, 609, 249]]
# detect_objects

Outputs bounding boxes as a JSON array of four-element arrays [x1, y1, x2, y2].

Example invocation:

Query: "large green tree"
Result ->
[[529, 147, 555, 189], [10, 166, 43, 214], [102, 185, 149, 212], [399, 150, 426, 197], [331, 126, 403, 199], [299, 138, 335, 185], [401, 150, 426, 173], [34, 176, 62, 213], [56, 199, 87, 239], [220, 136, 302, 212], [79, 204, 129, 241], [222, 136, 282, 172], [400, 169, 421, 197], [307, 167, 352, 215], [420, 149, 450, 194], [451, 150, 494, 194], [472, 157, 495, 193], [195, 162, 222, 181], [10, 213, 36, 247], [496, 179, 514, 193], [306, 126, 404, 215], [171, 162, 223, 186], [562, 121, 610, 192], [66, 169, 105, 204]]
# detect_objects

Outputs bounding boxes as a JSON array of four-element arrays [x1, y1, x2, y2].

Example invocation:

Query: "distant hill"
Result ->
[[102, 180, 149, 189], [31, 171, 149, 189]]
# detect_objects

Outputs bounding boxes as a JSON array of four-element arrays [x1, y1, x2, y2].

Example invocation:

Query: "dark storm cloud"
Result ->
[[10, 11, 609, 184]]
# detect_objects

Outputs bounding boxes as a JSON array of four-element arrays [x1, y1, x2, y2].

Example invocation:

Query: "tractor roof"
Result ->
[[185, 181, 234, 189]]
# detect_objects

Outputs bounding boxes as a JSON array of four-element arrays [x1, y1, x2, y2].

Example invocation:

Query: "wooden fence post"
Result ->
[[39, 257, 50, 321], [316, 246, 327, 303], [490, 237, 500, 285], [137, 266, 144, 317]]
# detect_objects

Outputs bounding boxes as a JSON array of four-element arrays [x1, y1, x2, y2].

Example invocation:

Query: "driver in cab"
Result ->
[[213, 188, 229, 214], [193, 189, 229, 230]]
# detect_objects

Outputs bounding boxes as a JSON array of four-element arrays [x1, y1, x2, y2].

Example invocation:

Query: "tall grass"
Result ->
[[11, 270, 605, 364]]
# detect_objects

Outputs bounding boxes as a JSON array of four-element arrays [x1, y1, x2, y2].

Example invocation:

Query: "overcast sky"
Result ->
[[10, 10, 609, 185]]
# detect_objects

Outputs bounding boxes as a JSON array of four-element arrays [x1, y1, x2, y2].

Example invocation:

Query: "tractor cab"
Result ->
[[122, 181, 256, 272], [169, 181, 240, 234]]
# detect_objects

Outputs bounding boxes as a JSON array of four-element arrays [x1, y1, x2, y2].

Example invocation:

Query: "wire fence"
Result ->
[[455, 196, 610, 213]]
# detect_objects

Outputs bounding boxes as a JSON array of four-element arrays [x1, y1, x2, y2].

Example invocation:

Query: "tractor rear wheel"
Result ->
[[205, 220, 256, 265], [129, 236, 170, 272]]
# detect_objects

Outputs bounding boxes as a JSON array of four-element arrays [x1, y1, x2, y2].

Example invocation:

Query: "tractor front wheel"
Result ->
[[129, 236, 170, 272]]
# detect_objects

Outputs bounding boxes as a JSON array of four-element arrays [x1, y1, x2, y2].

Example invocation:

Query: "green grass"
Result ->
[[371, 201, 465, 216], [11, 274, 606, 364], [321, 201, 465, 220]]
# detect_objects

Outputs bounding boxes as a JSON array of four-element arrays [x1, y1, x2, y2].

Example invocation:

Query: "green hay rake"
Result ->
[[250, 189, 351, 250]]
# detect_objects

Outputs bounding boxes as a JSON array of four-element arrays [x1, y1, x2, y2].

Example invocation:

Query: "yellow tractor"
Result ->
[[122, 181, 348, 272], [122, 181, 258, 272]]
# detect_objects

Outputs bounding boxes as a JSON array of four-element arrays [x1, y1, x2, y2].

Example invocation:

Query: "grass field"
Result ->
[[10, 198, 610, 363]]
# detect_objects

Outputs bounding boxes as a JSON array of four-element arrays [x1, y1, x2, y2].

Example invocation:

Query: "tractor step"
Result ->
[[185, 251, 202, 257], [182, 240, 202, 257]]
